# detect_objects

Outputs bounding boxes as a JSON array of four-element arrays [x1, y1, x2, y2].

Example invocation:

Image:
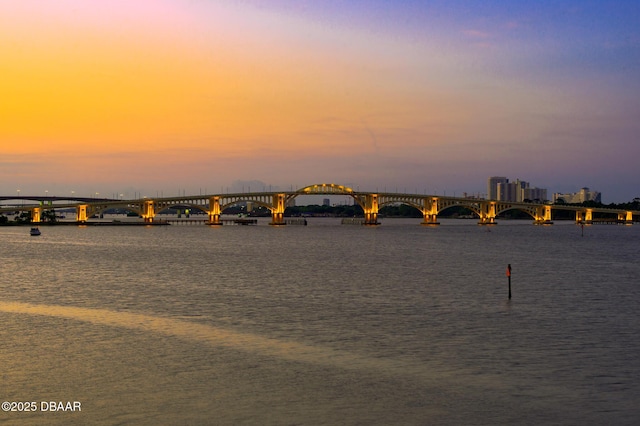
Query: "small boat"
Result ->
[[30, 227, 41, 236]]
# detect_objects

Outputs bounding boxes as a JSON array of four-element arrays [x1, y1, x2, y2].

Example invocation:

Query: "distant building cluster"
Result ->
[[552, 188, 601, 204], [487, 177, 547, 202], [486, 177, 602, 204]]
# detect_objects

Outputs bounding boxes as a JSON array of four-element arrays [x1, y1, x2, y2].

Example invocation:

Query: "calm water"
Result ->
[[0, 219, 639, 425]]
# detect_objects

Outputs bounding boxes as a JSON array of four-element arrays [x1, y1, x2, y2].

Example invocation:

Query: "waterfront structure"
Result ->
[[1, 183, 636, 226], [553, 187, 601, 204]]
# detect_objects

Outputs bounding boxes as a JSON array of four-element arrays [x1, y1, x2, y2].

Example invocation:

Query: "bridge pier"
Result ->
[[534, 205, 553, 225], [421, 198, 440, 225], [478, 202, 497, 225], [31, 207, 41, 223], [142, 200, 155, 223], [478, 217, 497, 225], [76, 205, 88, 222], [208, 196, 222, 225], [421, 214, 440, 225], [363, 194, 380, 225], [620, 211, 634, 225], [270, 194, 286, 225], [575, 210, 597, 225], [364, 212, 379, 225], [584, 209, 593, 225]]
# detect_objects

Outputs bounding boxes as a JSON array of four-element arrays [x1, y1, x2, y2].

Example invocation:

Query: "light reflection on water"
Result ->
[[0, 219, 639, 425]]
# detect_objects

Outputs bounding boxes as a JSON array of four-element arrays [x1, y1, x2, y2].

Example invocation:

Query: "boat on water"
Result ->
[[30, 227, 41, 236]]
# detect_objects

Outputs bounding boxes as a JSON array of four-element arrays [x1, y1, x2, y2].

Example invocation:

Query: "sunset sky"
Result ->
[[2, 0, 639, 202]]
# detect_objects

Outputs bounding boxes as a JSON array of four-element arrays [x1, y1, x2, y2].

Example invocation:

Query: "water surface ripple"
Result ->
[[0, 219, 638, 425]]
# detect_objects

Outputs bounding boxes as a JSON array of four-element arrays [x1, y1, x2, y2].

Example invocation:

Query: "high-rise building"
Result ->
[[497, 181, 518, 202], [487, 176, 508, 200], [489, 177, 547, 202], [523, 187, 547, 202]]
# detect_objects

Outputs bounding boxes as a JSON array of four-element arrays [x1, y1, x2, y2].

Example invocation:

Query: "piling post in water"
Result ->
[[506, 264, 512, 299]]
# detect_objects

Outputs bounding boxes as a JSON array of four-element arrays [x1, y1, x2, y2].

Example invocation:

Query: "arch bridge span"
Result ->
[[2, 183, 638, 226]]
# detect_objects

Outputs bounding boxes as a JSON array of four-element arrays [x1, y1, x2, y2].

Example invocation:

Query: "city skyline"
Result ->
[[2, 1, 639, 203]]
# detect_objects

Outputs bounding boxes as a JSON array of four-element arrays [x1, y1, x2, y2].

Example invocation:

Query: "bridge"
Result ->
[[1, 183, 638, 226]]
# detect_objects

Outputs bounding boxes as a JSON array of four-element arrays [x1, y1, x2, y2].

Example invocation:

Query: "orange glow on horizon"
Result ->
[[0, 1, 456, 160], [4, 1, 637, 202]]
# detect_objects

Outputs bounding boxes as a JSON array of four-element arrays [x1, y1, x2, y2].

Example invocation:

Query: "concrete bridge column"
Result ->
[[478, 202, 497, 225], [31, 207, 41, 223], [421, 198, 439, 225], [76, 205, 88, 222], [585, 209, 593, 224], [363, 194, 380, 225], [270, 193, 286, 225], [619, 211, 633, 224], [142, 200, 155, 222], [208, 196, 222, 225], [535, 205, 553, 224], [576, 211, 584, 223]]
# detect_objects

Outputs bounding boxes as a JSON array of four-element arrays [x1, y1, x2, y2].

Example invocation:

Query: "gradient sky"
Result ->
[[2, 0, 639, 202]]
